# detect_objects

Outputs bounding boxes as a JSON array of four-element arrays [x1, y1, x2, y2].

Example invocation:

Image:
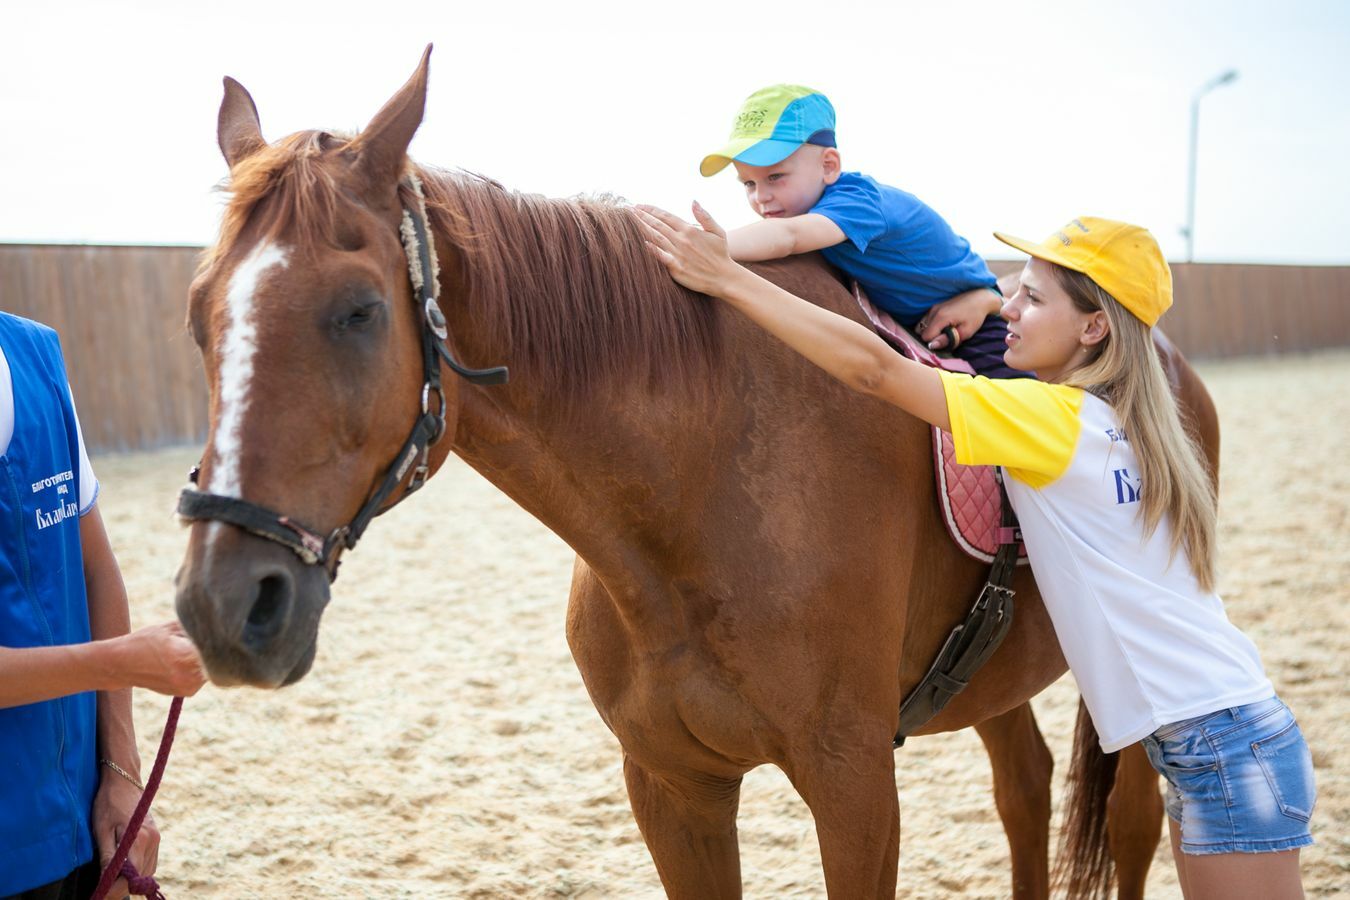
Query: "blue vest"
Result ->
[[0, 314, 96, 893]]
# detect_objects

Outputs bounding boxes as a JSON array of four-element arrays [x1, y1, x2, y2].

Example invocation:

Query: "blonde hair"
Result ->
[[1052, 266, 1218, 592]]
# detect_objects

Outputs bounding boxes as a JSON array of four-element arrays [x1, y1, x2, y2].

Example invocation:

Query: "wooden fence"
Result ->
[[2, 244, 1348, 453], [0, 244, 207, 453], [988, 260, 1350, 359]]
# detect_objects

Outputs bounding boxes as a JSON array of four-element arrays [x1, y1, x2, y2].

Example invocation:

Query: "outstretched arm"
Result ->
[[0, 622, 203, 708], [726, 213, 847, 262], [639, 202, 950, 430]]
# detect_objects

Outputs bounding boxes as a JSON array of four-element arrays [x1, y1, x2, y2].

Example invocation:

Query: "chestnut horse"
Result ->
[[176, 49, 1218, 898]]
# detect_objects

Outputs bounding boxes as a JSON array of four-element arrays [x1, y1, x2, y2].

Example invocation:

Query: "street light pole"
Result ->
[[1183, 69, 1239, 262]]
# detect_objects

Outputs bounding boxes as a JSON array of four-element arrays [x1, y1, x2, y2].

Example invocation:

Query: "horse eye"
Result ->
[[335, 302, 383, 331]]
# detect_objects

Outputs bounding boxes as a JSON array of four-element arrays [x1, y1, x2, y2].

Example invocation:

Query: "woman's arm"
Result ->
[[639, 203, 950, 430]]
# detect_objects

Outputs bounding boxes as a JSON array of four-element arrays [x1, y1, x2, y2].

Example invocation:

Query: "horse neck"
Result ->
[[431, 203, 931, 634], [437, 235, 713, 574], [426, 185, 722, 506]]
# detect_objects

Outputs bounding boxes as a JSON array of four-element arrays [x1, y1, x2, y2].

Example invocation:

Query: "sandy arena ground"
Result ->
[[97, 350, 1348, 898]]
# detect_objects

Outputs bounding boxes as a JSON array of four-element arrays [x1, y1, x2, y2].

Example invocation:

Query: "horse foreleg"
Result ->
[[1106, 742, 1164, 900], [623, 754, 744, 900], [787, 746, 899, 898], [975, 702, 1054, 900]]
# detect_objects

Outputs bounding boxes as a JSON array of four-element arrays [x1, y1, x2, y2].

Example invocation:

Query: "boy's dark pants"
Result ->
[[956, 315, 1033, 379]]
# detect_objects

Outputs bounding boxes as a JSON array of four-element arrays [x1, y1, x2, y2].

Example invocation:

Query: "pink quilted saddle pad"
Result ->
[[850, 284, 1027, 565]]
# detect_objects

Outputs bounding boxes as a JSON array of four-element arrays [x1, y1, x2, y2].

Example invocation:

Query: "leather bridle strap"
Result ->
[[176, 407, 443, 577], [177, 181, 507, 581]]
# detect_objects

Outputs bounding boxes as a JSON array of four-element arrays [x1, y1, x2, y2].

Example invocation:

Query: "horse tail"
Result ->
[[1052, 698, 1119, 900]]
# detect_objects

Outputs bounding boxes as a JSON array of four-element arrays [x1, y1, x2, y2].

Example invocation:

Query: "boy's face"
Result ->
[[732, 145, 841, 219]]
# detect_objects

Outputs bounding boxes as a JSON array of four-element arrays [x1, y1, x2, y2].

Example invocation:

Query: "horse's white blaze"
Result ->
[[210, 241, 288, 499]]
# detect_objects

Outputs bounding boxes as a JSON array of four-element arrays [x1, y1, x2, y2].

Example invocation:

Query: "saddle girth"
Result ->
[[893, 475, 1020, 748]]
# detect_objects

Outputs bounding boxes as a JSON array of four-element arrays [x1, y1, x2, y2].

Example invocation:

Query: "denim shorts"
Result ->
[[1141, 695, 1316, 855]]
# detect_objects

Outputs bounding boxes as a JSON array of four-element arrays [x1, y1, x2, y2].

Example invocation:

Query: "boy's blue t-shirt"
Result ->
[[810, 172, 998, 326]]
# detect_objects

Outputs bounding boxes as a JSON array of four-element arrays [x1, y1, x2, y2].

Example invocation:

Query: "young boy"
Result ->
[[700, 84, 1024, 377]]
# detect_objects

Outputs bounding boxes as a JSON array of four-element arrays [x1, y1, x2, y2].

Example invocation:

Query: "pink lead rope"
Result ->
[[91, 696, 183, 900]]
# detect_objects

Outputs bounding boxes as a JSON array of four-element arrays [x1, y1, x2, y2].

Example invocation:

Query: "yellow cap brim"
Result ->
[[698, 136, 762, 177], [699, 155, 733, 177], [992, 231, 1091, 279]]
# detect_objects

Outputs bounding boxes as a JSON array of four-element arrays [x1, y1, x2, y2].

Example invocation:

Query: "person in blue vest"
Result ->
[[1, 312, 207, 900]]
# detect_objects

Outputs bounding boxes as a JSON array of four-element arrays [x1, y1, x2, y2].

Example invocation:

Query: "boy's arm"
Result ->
[[727, 213, 847, 262], [640, 204, 950, 429]]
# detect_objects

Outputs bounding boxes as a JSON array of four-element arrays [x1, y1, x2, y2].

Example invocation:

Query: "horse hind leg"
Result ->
[[1106, 742, 1164, 900], [623, 754, 745, 899], [975, 701, 1054, 900]]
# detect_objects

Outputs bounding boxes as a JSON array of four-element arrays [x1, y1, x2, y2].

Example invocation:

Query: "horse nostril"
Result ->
[[242, 573, 293, 652]]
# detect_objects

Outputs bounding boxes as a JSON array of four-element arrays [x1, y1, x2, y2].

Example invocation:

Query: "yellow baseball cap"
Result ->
[[993, 217, 1173, 326]]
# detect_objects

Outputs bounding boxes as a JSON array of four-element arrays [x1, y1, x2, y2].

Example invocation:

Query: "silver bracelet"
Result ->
[[100, 757, 144, 791]]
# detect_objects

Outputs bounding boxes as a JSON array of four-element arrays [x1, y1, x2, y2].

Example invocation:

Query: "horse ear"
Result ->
[[218, 77, 265, 168], [349, 44, 432, 194]]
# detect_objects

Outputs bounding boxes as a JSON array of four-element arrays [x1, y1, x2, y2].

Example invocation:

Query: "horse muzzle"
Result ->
[[175, 523, 330, 688]]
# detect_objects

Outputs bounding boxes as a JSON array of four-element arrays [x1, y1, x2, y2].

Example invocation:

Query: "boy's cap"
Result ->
[[700, 85, 836, 177], [994, 217, 1173, 326]]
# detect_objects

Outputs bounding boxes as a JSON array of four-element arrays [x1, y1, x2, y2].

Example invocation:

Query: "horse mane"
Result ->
[[411, 166, 721, 402], [203, 130, 722, 403]]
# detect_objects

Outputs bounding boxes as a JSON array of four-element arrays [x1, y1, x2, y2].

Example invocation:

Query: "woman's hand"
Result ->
[[636, 202, 744, 298], [639, 199, 952, 430]]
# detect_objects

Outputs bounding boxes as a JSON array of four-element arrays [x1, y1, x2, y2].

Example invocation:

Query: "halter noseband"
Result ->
[[177, 178, 508, 581]]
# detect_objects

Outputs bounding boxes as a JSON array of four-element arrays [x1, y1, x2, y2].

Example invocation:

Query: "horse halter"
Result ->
[[177, 178, 508, 581]]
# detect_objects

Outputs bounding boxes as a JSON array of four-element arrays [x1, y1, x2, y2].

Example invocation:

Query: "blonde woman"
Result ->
[[637, 205, 1314, 900]]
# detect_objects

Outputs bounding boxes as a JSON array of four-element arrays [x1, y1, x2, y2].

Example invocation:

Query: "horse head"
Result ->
[[175, 47, 473, 687]]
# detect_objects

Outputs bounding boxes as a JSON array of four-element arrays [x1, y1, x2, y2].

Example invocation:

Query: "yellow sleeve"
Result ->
[[938, 372, 1085, 488]]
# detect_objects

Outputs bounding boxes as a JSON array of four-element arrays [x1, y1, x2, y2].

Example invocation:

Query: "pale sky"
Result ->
[[3, 0, 1348, 264]]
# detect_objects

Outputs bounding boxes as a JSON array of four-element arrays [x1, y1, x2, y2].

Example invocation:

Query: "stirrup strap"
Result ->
[[893, 477, 1019, 747]]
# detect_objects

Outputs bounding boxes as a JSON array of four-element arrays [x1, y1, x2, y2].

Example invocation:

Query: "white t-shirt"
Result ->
[[941, 372, 1273, 752], [0, 347, 99, 515]]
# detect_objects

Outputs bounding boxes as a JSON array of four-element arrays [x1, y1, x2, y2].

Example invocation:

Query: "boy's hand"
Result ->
[[916, 288, 1004, 351]]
